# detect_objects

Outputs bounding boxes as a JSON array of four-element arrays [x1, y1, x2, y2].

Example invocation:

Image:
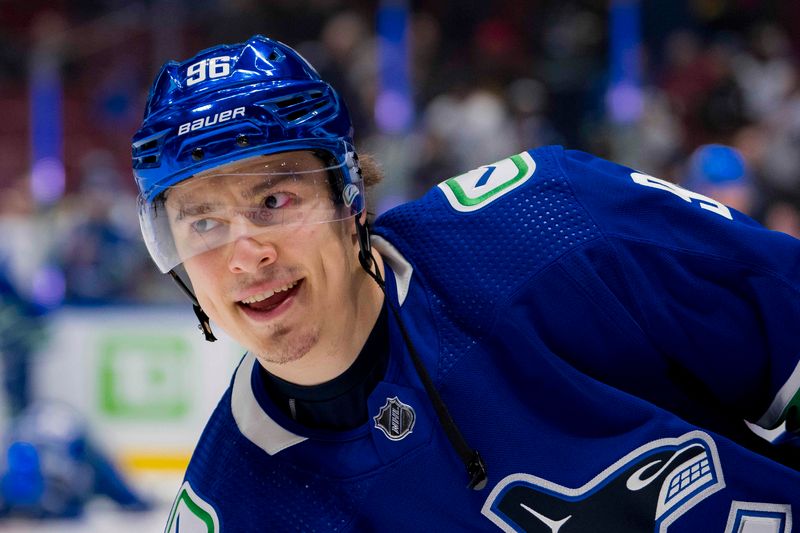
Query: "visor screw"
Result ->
[[236, 134, 249, 147], [192, 147, 205, 161]]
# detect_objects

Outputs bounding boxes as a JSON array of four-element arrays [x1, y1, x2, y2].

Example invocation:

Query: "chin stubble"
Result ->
[[255, 325, 320, 365]]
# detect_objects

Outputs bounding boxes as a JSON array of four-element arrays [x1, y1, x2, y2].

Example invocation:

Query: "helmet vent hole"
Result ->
[[139, 139, 158, 151], [285, 109, 307, 121], [268, 50, 280, 61], [141, 155, 158, 164], [236, 134, 249, 147], [192, 147, 205, 161], [275, 95, 305, 108]]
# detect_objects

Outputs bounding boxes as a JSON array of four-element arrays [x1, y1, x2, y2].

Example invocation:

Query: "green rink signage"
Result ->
[[98, 334, 191, 419]]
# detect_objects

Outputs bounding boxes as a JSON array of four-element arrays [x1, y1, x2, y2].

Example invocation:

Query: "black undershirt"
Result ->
[[259, 303, 390, 431]]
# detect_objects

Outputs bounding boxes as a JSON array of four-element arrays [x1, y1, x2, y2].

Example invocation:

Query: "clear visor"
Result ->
[[138, 152, 364, 273]]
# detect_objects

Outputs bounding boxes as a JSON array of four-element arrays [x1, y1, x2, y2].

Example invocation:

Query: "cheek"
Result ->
[[315, 223, 359, 273], [182, 255, 223, 308], [287, 226, 355, 301]]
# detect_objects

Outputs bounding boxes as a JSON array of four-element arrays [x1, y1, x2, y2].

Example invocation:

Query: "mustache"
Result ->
[[230, 265, 303, 292]]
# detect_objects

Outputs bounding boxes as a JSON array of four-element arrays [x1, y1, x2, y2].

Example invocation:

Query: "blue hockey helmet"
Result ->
[[132, 35, 364, 272]]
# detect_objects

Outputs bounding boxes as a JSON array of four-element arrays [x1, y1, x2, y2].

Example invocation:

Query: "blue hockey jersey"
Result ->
[[165, 146, 800, 532]]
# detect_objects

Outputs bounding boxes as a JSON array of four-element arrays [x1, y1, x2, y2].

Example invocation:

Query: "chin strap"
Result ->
[[355, 216, 488, 490], [168, 270, 217, 342]]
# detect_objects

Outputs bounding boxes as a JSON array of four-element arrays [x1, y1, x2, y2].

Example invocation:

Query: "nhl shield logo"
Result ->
[[373, 396, 416, 441]]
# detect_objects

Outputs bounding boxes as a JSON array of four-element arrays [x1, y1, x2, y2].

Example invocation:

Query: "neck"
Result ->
[[259, 250, 386, 386]]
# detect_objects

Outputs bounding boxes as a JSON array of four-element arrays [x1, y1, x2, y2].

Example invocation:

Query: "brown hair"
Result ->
[[358, 152, 384, 188]]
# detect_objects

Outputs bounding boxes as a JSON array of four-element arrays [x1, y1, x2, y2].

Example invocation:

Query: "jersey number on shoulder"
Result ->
[[438, 151, 537, 213], [631, 172, 733, 220]]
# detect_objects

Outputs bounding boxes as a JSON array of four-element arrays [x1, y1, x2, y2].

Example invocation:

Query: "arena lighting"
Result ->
[[376, 0, 413, 133], [607, 0, 644, 124], [29, 49, 65, 205]]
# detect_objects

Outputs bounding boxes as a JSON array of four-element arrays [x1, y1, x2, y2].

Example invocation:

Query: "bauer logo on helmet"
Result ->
[[177, 106, 246, 136]]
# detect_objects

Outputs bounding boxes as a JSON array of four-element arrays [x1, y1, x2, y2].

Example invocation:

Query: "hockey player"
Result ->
[[132, 36, 800, 532]]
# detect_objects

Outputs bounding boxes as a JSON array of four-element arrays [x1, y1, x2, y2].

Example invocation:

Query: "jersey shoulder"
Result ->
[[561, 148, 800, 274], [372, 144, 800, 337], [372, 146, 604, 347], [375, 145, 797, 286], [164, 383, 236, 532], [165, 358, 377, 532], [373, 145, 602, 283]]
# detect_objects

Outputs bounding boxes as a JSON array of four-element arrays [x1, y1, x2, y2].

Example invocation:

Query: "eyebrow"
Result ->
[[172, 175, 301, 222], [240, 173, 297, 201], [174, 203, 220, 222]]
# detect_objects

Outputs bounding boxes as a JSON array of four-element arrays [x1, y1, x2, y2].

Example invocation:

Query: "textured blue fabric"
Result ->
[[169, 146, 800, 532]]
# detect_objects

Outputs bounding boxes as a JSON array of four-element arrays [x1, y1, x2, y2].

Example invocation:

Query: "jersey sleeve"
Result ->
[[555, 148, 800, 434]]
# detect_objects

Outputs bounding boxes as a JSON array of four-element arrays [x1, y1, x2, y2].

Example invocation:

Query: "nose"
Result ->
[[227, 227, 278, 274]]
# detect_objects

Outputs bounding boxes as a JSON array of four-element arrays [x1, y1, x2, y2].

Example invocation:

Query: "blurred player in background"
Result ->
[[0, 263, 46, 417], [133, 36, 800, 531], [683, 143, 754, 216], [0, 264, 150, 519]]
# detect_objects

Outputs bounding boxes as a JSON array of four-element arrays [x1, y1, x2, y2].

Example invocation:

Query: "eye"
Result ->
[[264, 192, 293, 209], [190, 218, 221, 234]]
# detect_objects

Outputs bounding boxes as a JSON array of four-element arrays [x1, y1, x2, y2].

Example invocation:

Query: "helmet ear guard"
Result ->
[[343, 150, 371, 270], [344, 150, 364, 213]]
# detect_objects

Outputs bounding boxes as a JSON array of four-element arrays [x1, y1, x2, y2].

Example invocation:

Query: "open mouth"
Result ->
[[238, 279, 303, 315]]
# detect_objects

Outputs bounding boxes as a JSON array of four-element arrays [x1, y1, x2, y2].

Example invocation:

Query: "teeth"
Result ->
[[240, 281, 298, 304]]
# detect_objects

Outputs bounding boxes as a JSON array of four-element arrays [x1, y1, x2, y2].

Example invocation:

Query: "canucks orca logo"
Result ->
[[482, 431, 725, 532]]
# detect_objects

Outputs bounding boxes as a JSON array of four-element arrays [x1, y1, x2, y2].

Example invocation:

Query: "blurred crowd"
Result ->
[[1, 0, 800, 308]]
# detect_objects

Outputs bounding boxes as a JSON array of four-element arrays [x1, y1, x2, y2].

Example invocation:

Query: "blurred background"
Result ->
[[2, 0, 800, 530]]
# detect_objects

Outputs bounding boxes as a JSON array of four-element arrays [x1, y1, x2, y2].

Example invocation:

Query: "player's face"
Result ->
[[171, 151, 370, 381]]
